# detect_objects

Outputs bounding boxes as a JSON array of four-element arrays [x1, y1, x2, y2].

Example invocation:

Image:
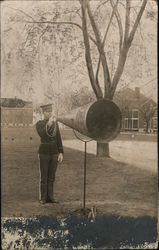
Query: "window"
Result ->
[[122, 109, 139, 131], [122, 119, 125, 129], [129, 119, 132, 129], [132, 119, 139, 129], [152, 117, 157, 129], [124, 118, 128, 129], [132, 109, 139, 118]]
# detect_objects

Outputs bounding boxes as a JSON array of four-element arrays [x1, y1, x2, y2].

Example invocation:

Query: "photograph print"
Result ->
[[1, 0, 158, 249]]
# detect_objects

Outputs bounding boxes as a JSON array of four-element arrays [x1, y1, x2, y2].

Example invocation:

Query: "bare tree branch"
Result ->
[[80, 0, 103, 99], [131, 6, 144, 41], [86, 0, 111, 98], [110, 42, 115, 79], [132, 18, 155, 81], [110, 0, 123, 50], [128, 0, 148, 45], [110, 46, 129, 99], [75, 7, 82, 19], [96, 0, 110, 10], [4, 5, 37, 22], [96, 0, 119, 86], [21, 24, 37, 48], [25, 20, 97, 46], [102, 0, 119, 47], [37, 25, 50, 52], [110, 0, 148, 99], [4, 5, 98, 46], [124, 0, 131, 43]]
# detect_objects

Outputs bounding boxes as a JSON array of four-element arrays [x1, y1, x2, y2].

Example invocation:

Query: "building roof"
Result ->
[[0, 98, 32, 108], [114, 87, 157, 110]]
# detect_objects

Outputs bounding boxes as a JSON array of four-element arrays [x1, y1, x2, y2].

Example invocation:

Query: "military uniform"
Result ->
[[36, 106, 64, 203]]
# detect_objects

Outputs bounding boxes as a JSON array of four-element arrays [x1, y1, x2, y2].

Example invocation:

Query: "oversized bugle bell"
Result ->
[[57, 99, 122, 142]]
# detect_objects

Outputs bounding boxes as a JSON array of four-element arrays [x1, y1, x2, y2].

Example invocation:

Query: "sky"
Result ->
[[1, 0, 158, 105]]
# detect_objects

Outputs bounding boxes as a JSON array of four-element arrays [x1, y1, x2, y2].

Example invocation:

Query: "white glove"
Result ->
[[58, 153, 63, 163], [47, 116, 56, 127]]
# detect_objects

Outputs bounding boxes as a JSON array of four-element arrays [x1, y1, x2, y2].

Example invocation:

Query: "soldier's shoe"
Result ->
[[47, 198, 59, 204], [39, 200, 46, 204]]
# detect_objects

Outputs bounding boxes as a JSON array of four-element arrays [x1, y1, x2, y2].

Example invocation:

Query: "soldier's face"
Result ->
[[43, 111, 52, 119]]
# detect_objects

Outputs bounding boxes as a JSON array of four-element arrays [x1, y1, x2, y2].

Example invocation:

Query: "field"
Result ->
[[1, 127, 158, 219]]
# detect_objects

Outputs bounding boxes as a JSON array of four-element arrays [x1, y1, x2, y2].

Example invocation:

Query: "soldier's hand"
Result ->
[[53, 117, 57, 122], [47, 116, 56, 126], [58, 153, 63, 163]]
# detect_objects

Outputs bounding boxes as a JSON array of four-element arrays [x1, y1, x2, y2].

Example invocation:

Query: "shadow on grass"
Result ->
[[63, 146, 157, 177], [2, 145, 157, 218], [2, 215, 157, 249]]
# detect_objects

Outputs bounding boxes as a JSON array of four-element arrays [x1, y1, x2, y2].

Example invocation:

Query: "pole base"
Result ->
[[71, 206, 97, 220], [72, 208, 91, 217]]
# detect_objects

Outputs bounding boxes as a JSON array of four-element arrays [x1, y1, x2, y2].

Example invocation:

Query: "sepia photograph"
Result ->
[[1, 0, 158, 249]]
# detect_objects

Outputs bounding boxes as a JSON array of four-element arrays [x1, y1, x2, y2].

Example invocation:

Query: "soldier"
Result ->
[[36, 104, 64, 204]]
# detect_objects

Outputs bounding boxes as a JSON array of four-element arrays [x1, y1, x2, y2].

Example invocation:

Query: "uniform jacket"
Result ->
[[36, 119, 64, 155]]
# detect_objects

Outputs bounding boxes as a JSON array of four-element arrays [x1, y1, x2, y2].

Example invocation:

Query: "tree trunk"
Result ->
[[96, 142, 110, 157]]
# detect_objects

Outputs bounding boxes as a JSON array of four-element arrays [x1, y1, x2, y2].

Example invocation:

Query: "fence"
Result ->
[[1, 107, 33, 127]]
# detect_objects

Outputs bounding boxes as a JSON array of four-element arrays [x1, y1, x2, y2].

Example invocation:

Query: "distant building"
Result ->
[[1, 97, 32, 108], [114, 87, 157, 133], [1, 97, 33, 127]]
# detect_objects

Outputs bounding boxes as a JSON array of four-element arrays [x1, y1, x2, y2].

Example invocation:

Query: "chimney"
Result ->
[[135, 87, 140, 99]]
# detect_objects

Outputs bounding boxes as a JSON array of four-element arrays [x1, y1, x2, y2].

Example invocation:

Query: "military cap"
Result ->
[[40, 104, 52, 112]]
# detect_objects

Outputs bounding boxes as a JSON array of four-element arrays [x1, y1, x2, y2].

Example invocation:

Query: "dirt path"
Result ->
[[63, 140, 157, 173]]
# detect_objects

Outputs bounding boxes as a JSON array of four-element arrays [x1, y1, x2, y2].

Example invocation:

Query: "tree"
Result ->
[[139, 100, 156, 133], [79, 0, 149, 156], [2, 0, 155, 157], [71, 86, 95, 109]]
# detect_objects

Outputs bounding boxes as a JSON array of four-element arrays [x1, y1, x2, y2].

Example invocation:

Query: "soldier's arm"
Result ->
[[56, 123, 64, 154], [46, 117, 56, 136], [36, 120, 48, 137]]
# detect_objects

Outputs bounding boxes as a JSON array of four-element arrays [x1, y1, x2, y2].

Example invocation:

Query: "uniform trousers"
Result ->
[[39, 154, 58, 201]]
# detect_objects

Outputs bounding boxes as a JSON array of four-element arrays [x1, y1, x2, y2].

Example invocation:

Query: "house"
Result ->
[[114, 87, 157, 133], [1, 97, 33, 127]]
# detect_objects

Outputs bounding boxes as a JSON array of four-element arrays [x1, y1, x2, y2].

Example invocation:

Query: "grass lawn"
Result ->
[[1, 139, 157, 218], [1, 126, 157, 142], [1, 127, 158, 248]]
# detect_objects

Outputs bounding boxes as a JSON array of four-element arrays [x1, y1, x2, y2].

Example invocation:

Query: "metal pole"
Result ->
[[72, 130, 92, 212], [83, 141, 87, 209]]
